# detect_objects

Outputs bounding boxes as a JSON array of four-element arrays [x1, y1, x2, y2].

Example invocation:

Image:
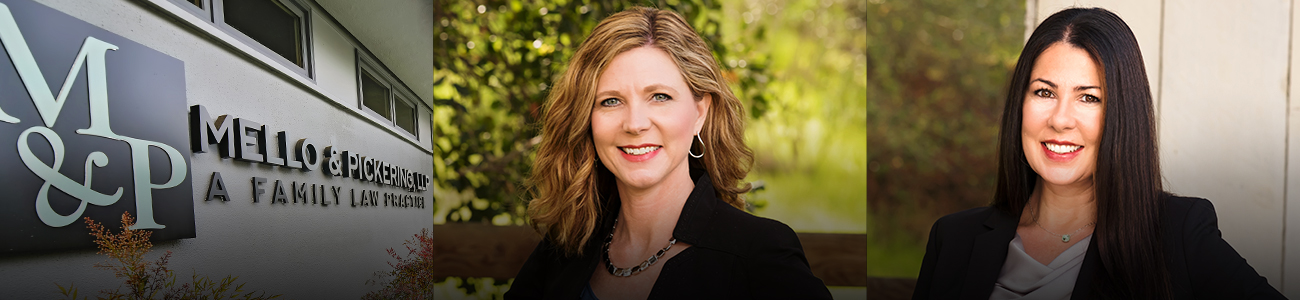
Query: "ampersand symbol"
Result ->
[[17, 126, 122, 227]]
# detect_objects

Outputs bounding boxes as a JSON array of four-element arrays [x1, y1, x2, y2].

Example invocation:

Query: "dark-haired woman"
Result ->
[[912, 7, 1285, 300]]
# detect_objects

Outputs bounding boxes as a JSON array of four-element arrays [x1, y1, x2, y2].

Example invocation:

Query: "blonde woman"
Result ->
[[503, 7, 832, 300]]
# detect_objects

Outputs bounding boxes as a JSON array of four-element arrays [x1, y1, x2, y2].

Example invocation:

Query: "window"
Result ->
[[223, 0, 303, 66], [361, 70, 391, 119], [158, 0, 421, 140], [164, 0, 313, 77], [214, 0, 312, 76], [358, 52, 420, 137], [394, 96, 416, 134]]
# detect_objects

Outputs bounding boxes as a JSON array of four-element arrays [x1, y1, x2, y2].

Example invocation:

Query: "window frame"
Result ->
[[356, 50, 420, 138], [393, 93, 418, 136], [211, 0, 315, 79], [358, 62, 393, 121], [167, 0, 211, 20]]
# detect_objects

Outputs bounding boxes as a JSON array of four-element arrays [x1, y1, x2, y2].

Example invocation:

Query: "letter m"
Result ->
[[189, 105, 235, 157], [0, 2, 119, 138]]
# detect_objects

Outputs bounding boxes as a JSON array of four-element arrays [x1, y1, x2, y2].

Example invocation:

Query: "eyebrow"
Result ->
[[1032, 78, 1100, 92], [595, 90, 621, 100], [643, 84, 678, 96], [594, 84, 681, 100]]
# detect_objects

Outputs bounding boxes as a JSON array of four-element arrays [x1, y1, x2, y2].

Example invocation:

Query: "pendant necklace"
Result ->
[[1036, 220, 1094, 243], [603, 218, 676, 277]]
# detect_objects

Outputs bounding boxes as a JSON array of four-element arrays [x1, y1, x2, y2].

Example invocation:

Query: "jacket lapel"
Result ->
[[1070, 232, 1101, 298], [670, 172, 716, 246], [960, 208, 1018, 299], [554, 194, 621, 297]]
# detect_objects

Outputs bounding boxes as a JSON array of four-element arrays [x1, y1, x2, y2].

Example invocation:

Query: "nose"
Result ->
[[622, 101, 651, 135], [1047, 98, 1077, 132]]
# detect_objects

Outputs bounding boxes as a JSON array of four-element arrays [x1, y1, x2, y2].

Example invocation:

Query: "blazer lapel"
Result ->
[[1070, 233, 1101, 298], [960, 208, 1018, 299], [553, 195, 621, 297]]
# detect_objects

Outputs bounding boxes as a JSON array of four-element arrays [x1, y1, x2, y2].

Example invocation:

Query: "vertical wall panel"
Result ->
[[1286, 0, 1300, 295], [1161, 0, 1289, 288]]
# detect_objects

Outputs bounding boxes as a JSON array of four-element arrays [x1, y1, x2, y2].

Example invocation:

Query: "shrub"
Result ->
[[364, 229, 433, 299], [57, 212, 279, 300]]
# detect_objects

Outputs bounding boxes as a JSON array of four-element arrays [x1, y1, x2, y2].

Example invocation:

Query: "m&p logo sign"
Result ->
[[0, 0, 194, 253]]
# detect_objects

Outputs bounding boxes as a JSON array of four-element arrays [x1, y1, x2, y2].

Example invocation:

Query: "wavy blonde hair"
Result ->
[[527, 7, 754, 256]]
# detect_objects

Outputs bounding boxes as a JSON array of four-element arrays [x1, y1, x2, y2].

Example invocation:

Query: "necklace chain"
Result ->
[[603, 218, 676, 277], [1036, 220, 1094, 243]]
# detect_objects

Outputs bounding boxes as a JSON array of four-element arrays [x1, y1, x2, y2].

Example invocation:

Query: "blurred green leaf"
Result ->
[[867, 0, 1024, 277]]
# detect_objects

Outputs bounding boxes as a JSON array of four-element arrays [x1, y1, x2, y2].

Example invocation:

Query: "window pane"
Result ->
[[189, 0, 203, 7], [395, 97, 416, 134], [361, 71, 391, 120], [225, 0, 302, 66]]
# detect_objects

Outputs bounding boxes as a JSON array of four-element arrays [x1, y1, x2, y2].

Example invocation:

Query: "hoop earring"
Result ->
[[689, 134, 705, 158]]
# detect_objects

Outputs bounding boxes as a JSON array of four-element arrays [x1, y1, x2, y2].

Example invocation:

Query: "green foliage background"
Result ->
[[434, 0, 866, 297], [867, 0, 1024, 278]]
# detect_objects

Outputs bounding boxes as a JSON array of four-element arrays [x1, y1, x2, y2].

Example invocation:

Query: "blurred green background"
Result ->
[[867, 0, 1024, 281], [433, 0, 865, 298]]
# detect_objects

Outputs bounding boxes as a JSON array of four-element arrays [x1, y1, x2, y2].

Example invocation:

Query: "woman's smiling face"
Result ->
[[1021, 42, 1105, 187], [591, 46, 709, 190]]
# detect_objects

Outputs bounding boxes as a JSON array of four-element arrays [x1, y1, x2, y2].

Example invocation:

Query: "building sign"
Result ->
[[190, 105, 429, 209], [0, 0, 193, 253]]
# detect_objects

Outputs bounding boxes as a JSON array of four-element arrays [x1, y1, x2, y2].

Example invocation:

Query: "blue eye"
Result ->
[[600, 98, 621, 107], [652, 93, 672, 101]]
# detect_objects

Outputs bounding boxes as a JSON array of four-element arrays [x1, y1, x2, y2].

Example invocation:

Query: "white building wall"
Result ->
[[314, 11, 362, 109], [0, 0, 433, 298], [1030, 0, 1296, 295]]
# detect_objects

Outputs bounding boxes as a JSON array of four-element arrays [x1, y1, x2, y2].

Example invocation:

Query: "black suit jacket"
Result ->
[[913, 196, 1286, 299], [504, 172, 833, 299]]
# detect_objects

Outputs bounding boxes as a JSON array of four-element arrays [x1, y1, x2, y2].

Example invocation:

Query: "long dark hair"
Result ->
[[992, 8, 1169, 299]]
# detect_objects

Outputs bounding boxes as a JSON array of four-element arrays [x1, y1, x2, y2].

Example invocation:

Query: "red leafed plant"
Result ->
[[364, 228, 433, 299], [57, 212, 279, 300], [85, 211, 166, 297]]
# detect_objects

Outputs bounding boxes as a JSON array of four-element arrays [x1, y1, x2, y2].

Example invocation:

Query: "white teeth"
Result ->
[[621, 146, 660, 155], [1045, 143, 1082, 154]]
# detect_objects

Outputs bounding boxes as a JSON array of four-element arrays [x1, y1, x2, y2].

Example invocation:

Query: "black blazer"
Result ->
[[504, 172, 833, 299], [913, 195, 1285, 299]]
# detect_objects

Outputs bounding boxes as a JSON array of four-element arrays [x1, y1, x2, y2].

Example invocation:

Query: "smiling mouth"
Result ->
[[621, 145, 661, 156], [1044, 142, 1082, 154]]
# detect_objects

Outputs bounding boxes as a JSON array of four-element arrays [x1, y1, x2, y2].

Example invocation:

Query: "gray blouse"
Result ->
[[989, 233, 1092, 300]]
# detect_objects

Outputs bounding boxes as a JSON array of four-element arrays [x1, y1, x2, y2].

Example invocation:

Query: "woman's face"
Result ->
[[591, 46, 709, 190], [1021, 42, 1105, 187]]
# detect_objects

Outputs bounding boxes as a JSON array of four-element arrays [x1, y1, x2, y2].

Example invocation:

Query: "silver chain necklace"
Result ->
[[602, 218, 676, 277], [1036, 220, 1095, 243]]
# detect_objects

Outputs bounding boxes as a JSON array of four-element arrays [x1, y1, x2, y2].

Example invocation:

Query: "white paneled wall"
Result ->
[[1160, 1, 1288, 292], [1029, 0, 1295, 295]]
